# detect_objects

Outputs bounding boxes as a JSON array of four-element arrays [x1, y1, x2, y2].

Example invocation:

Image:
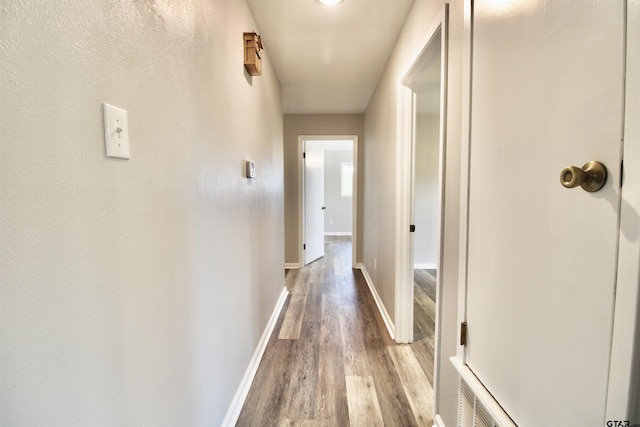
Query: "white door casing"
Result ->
[[299, 136, 359, 268], [303, 141, 325, 265], [395, 6, 448, 348], [461, 1, 625, 426]]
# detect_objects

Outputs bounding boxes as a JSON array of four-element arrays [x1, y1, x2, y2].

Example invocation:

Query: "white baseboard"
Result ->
[[414, 262, 437, 270], [434, 414, 446, 427], [221, 287, 289, 427], [356, 265, 396, 340], [324, 232, 352, 236], [284, 263, 301, 269]]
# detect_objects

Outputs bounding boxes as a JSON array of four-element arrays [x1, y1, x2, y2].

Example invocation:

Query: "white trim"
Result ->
[[284, 263, 301, 270], [433, 414, 446, 427], [221, 287, 289, 427], [324, 232, 352, 236], [450, 357, 517, 427], [606, 1, 640, 419], [351, 136, 359, 268], [357, 265, 396, 341], [395, 12, 450, 426], [433, 7, 450, 421], [414, 263, 437, 270], [457, 0, 474, 364], [395, 80, 415, 344], [298, 135, 359, 269]]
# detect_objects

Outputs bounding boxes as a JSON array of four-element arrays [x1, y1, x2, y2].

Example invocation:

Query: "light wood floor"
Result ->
[[237, 237, 436, 426]]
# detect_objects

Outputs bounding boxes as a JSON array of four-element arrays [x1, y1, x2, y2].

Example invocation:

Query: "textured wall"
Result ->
[[283, 114, 364, 265], [362, 0, 464, 425], [0, 0, 284, 425]]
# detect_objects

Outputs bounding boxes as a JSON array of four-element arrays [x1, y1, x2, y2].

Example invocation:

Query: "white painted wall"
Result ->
[[362, 0, 465, 425], [0, 1, 284, 425], [414, 113, 440, 268], [324, 151, 353, 235]]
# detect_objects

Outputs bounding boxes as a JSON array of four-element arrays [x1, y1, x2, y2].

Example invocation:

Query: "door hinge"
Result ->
[[620, 159, 624, 188], [460, 322, 467, 346], [303, 243, 306, 250], [303, 152, 306, 159], [410, 224, 416, 233]]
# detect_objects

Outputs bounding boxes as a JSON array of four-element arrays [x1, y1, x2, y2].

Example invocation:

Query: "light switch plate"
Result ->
[[103, 103, 130, 159], [246, 160, 255, 178]]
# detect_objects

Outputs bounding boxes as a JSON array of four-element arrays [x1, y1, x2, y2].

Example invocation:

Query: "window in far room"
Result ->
[[341, 162, 353, 198]]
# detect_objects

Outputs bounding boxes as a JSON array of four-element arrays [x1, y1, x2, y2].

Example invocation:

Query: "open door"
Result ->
[[303, 141, 325, 265]]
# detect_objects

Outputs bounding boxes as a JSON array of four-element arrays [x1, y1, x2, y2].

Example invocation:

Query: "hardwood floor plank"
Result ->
[[410, 336, 435, 384], [236, 339, 296, 426], [287, 267, 309, 293], [308, 258, 323, 283], [285, 322, 320, 420], [389, 345, 434, 426], [317, 344, 349, 424], [320, 294, 341, 347], [278, 283, 309, 339], [339, 307, 371, 377], [345, 376, 384, 427], [303, 291, 322, 323], [365, 339, 419, 427], [415, 284, 436, 323], [285, 269, 299, 292]]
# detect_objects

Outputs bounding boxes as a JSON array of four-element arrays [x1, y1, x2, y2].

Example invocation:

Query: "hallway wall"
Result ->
[[283, 114, 364, 265], [0, 1, 284, 425], [362, 0, 465, 425]]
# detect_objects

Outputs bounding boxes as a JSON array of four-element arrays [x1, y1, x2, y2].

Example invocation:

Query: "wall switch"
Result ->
[[103, 103, 130, 159]]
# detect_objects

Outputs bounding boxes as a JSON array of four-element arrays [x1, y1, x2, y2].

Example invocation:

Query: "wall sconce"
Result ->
[[243, 32, 263, 76]]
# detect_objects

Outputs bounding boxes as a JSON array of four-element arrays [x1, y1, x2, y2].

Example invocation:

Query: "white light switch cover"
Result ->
[[103, 103, 130, 159]]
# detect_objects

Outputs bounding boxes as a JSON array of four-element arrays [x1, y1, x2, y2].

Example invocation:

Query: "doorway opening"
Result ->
[[298, 135, 358, 268], [395, 3, 448, 410]]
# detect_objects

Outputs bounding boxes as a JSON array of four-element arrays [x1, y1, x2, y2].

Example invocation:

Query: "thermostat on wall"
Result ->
[[246, 160, 255, 178]]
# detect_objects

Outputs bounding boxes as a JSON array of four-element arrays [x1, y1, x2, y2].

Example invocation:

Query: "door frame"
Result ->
[[395, 0, 449, 383], [454, 0, 640, 420], [395, 5, 448, 342], [298, 135, 359, 268]]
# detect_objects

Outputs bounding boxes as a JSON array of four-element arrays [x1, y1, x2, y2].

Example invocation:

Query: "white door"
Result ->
[[304, 142, 325, 265], [465, 2, 624, 426]]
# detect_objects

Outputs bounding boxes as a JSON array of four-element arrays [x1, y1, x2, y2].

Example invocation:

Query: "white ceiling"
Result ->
[[247, 0, 417, 114]]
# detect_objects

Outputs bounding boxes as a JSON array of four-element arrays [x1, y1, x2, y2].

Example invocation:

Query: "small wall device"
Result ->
[[246, 160, 256, 178]]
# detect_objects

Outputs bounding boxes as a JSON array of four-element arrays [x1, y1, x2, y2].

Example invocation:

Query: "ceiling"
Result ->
[[247, 0, 417, 114]]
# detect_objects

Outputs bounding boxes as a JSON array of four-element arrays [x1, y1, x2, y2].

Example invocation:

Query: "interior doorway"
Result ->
[[395, 4, 448, 407], [299, 135, 358, 268]]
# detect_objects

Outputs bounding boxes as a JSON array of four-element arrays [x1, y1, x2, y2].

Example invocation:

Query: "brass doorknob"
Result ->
[[560, 161, 607, 192]]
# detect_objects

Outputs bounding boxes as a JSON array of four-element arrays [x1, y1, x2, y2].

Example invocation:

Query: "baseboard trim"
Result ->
[[221, 287, 289, 427], [284, 263, 301, 269], [414, 262, 437, 270], [434, 414, 446, 427], [356, 265, 396, 340]]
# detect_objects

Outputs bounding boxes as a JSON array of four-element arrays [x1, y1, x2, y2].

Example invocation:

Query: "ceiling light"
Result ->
[[317, 0, 343, 5]]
